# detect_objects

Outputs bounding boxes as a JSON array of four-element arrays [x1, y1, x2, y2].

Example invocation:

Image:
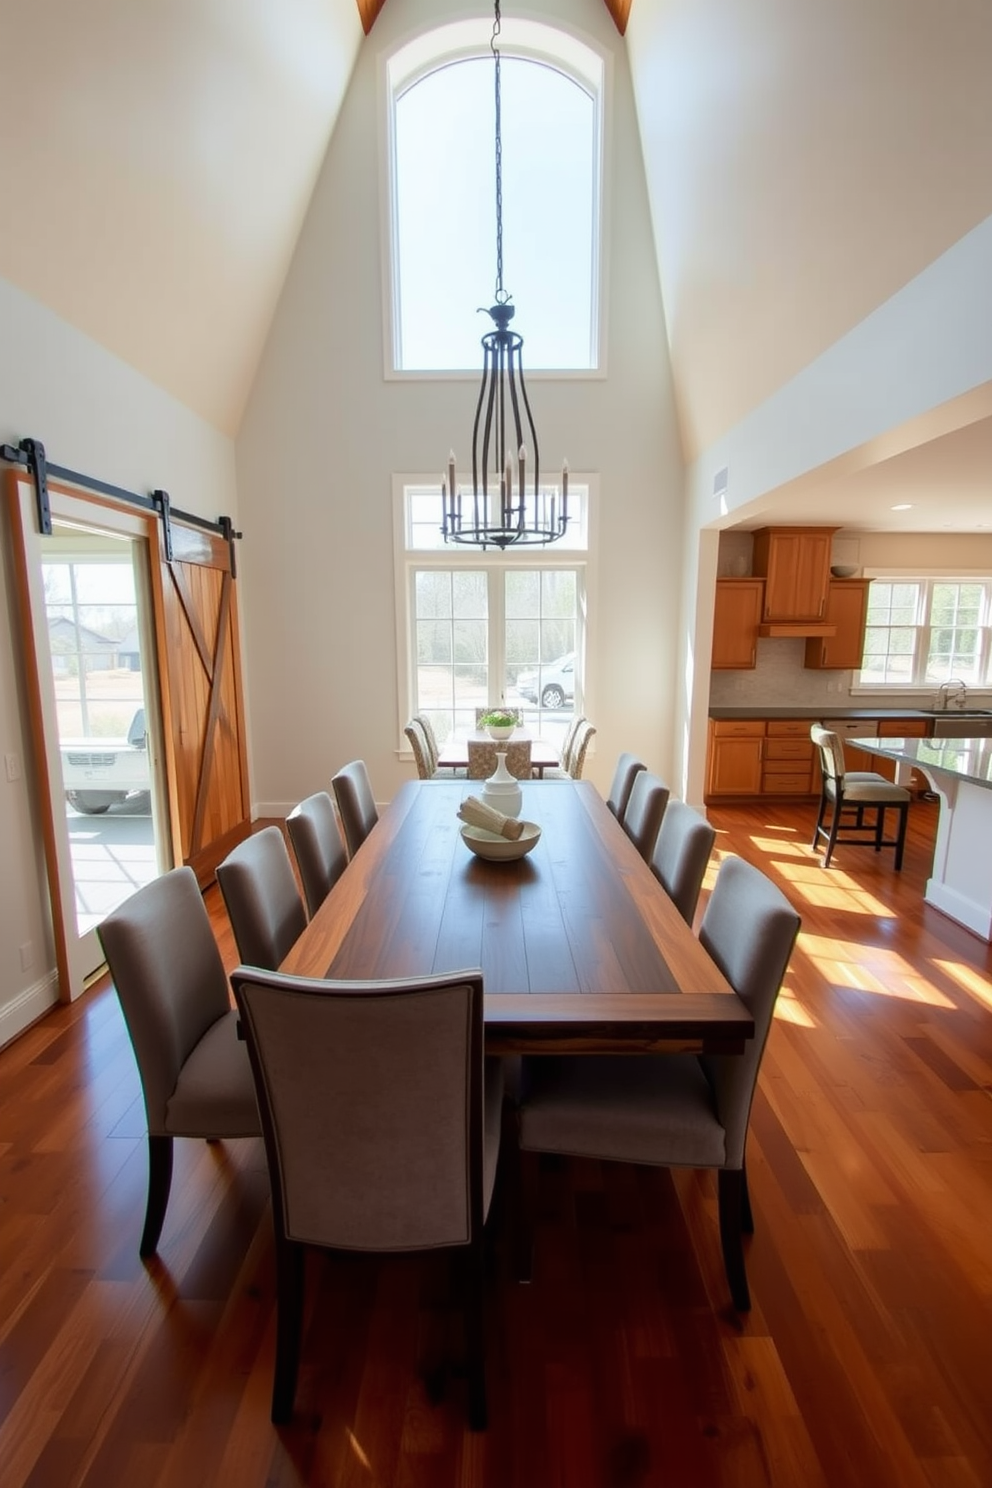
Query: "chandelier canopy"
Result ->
[[441, 0, 568, 551]]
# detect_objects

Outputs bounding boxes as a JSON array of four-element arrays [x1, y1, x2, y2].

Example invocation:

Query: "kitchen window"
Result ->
[[858, 577, 992, 688]]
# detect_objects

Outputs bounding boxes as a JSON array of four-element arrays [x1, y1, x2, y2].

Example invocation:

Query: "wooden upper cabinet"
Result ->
[[805, 579, 872, 669], [752, 527, 836, 622], [712, 579, 764, 669]]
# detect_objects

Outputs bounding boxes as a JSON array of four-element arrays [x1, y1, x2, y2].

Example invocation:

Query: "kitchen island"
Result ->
[[852, 735, 992, 941]]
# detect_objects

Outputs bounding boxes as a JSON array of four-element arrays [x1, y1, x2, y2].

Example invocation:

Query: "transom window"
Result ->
[[859, 577, 992, 688], [385, 20, 604, 374]]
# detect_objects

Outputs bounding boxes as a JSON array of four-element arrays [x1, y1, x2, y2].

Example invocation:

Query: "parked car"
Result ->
[[61, 707, 150, 813], [515, 653, 575, 709]]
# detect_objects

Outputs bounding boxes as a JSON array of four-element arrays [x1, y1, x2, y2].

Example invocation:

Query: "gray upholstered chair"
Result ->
[[230, 965, 503, 1429], [404, 719, 435, 779], [467, 737, 532, 780], [331, 759, 379, 859], [650, 799, 717, 925], [516, 855, 801, 1310], [286, 792, 347, 918], [620, 769, 670, 860], [216, 826, 308, 970], [606, 752, 645, 818], [566, 718, 596, 779], [97, 866, 260, 1257], [810, 723, 910, 870]]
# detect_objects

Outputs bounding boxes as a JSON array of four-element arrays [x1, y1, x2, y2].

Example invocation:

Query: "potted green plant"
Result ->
[[480, 708, 517, 741]]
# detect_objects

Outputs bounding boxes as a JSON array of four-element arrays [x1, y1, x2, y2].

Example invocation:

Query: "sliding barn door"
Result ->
[[152, 521, 251, 887]]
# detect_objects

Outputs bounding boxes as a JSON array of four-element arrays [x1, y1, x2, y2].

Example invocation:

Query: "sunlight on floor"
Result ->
[[772, 861, 895, 917], [773, 982, 817, 1028], [932, 959, 992, 1014], [798, 933, 956, 1007]]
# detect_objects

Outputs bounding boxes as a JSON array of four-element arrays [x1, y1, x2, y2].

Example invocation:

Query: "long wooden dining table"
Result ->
[[279, 779, 754, 1056]]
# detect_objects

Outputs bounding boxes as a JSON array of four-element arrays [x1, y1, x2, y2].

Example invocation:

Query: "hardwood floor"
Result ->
[[2, 800, 991, 1487]]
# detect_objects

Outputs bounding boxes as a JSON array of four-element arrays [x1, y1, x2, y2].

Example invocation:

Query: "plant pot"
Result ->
[[486, 724, 515, 741]]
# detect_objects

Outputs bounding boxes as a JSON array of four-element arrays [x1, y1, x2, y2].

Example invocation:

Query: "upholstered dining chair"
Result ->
[[809, 723, 910, 870], [286, 791, 347, 918], [516, 855, 801, 1311], [620, 769, 670, 861], [404, 719, 435, 779], [467, 737, 533, 780], [541, 714, 584, 780], [414, 713, 441, 772], [216, 826, 308, 972], [606, 752, 645, 819], [230, 965, 503, 1429], [331, 759, 379, 859], [566, 718, 597, 779], [650, 799, 717, 925], [97, 866, 261, 1257]]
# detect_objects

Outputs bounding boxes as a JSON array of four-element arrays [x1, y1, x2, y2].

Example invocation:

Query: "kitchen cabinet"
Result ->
[[752, 526, 836, 622], [763, 720, 816, 794], [712, 579, 764, 669], [805, 579, 872, 670], [706, 720, 764, 797]]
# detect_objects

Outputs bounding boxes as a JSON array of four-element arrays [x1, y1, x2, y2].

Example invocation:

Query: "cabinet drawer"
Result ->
[[762, 770, 814, 794], [765, 719, 813, 739], [711, 719, 764, 737], [877, 719, 928, 737], [765, 739, 813, 761]]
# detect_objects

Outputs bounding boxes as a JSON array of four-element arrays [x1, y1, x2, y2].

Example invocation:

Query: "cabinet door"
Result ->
[[805, 580, 872, 669], [712, 580, 764, 669], [753, 528, 833, 621], [707, 724, 763, 797]]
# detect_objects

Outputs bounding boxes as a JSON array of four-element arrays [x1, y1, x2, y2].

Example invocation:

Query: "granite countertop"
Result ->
[[708, 706, 941, 720], [852, 736, 992, 790]]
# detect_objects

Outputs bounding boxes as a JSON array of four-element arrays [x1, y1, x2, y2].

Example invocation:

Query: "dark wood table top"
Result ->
[[280, 779, 753, 1055]]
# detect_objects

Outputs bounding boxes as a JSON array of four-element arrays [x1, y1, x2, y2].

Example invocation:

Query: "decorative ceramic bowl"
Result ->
[[486, 724, 516, 741], [830, 564, 859, 578], [460, 821, 541, 862]]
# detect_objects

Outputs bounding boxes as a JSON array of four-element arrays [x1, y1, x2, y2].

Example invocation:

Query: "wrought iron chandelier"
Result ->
[[441, 0, 568, 550]]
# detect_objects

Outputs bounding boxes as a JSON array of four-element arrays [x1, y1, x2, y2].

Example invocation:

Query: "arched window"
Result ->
[[385, 19, 605, 373]]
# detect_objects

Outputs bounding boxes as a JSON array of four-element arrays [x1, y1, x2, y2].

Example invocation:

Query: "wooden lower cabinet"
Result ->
[[763, 720, 816, 794], [706, 715, 934, 802], [706, 720, 763, 797]]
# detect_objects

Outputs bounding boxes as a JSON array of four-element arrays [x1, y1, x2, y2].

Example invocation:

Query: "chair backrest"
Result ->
[[216, 827, 308, 971], [414, 714, 440, 773], [557, 714, 583, 774], [568, 719, 597, 779], [810, 723, 846, 786], [332, 760, 379, 859], [698, 855, 801, 1167], [621, 769, 670, 859], [97, 866, 232, 1134], [230, 967, 488, 1252], [404, 720, 432, 780], [606, 752, 645, 818], [286, 792, 347, 918], [467, 738, 532, 780], [650, 799, 716, 925]]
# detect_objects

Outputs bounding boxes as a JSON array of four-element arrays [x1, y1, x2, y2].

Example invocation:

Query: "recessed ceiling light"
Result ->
[[891, 503, 913, 511]]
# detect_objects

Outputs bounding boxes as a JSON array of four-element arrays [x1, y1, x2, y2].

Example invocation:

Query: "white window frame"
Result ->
[[380, 17, 609, 382], [392, 475, 598, 753], [854, 570, 992, 692]]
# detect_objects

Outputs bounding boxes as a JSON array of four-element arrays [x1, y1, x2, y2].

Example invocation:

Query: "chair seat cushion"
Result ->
[[166, 1010, 261, 1137], [519, 1054, 726, 1169], [828, 779, 911, 804]]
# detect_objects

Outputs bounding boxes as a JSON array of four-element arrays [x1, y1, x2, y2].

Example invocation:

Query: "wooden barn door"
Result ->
[[152, 519, 251, 886]]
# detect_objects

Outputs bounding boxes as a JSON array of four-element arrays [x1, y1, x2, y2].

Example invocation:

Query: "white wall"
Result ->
[[236, 0, 683, 812], [0, 275, 238, 1044]]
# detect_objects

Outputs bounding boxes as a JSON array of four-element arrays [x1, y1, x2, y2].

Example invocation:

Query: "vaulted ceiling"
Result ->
[[1, 0, 989, 530]]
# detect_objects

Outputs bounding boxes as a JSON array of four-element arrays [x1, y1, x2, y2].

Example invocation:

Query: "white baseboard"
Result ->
[[0, 971, 60, 1051]]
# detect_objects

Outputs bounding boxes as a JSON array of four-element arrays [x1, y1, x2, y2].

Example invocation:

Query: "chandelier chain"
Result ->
[[491, 0, 506, 303]]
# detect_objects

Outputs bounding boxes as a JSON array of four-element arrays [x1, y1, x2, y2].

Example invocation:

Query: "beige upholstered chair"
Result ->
[[286, 792, 347, 918], [650, 799, 716, 925], [331, 759, 379, 859], [566, 718, 596, 779], [606, 752, 645, 818], [404, 719, 434, 779], [621, 769, 670, 860], [97, 866, 261, 1257], [517, 855, 801, 1310], [810, 723, 910, 870], [230, 966, 503, 1428], [414, 713, 441, 772], [541, 714, 584, 780], [216, 826, 308, 971], [467, 737, 532, 780]]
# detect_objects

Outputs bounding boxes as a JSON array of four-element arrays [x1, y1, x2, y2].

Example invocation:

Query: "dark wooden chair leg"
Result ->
[[740, 1161, 754, 1235], [271, 1237, 305, 1424], [823, 802, 842, 868], [464, 1237, 488, 1431], [718, 1168, 751, 1311], [874, 804, 886, 851], [812, 793, 827, 849], [140, 1134, 174, 1258], [894, 802, 908, 870]]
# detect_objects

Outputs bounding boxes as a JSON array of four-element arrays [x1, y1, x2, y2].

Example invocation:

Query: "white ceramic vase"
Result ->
[[482, 751, 523, 818]]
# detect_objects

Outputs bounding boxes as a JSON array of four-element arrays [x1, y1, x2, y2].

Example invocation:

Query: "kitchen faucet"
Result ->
[[934, 678, 968, 711]]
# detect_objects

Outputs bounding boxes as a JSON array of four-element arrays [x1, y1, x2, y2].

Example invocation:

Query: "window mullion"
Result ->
[[489, 571, 506, 708]]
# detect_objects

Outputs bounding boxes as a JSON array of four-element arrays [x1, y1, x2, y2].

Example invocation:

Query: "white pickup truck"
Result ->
[[60, 707, 151, 814]]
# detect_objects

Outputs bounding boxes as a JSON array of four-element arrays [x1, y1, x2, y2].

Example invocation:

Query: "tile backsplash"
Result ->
[[709, 639, 854, 707]]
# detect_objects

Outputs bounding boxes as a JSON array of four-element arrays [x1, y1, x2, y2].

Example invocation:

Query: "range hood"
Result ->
[[757, 621, 837, 637]]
